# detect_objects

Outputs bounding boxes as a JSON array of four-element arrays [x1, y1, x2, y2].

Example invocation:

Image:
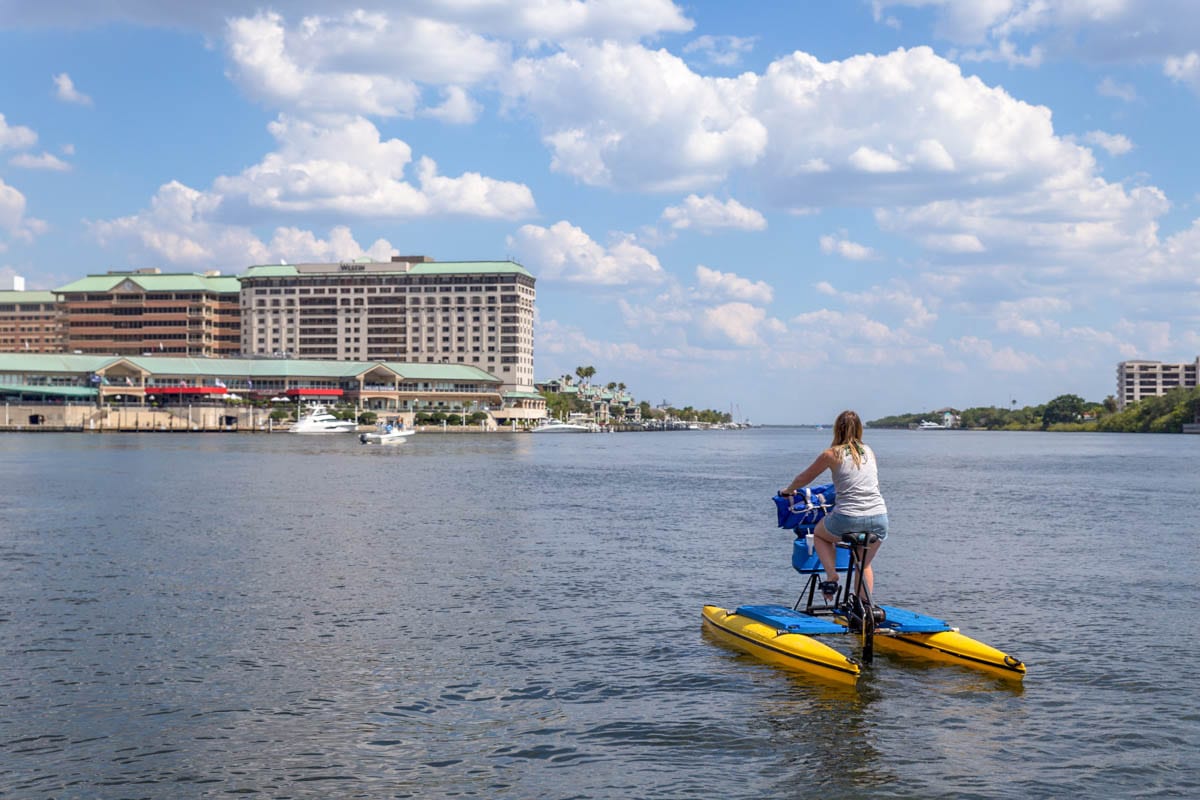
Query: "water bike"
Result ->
[[702, 485, 1026, 686]]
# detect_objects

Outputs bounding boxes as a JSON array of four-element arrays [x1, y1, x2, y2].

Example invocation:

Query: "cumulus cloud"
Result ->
[[0, 114, 37, 151], [0, 176, 48, 248], [88, 180, 395, 266], [819, 233, 875, 260], [506, 41, 767, 191], [661, 194, 766, 232], [694, 265, 773, 304], [508, 220, 665, 285], [699, 302, 779, 347], [53, 73, 92, 106], [1083, 130, 1133, 156], [211, 115, 534, 219]]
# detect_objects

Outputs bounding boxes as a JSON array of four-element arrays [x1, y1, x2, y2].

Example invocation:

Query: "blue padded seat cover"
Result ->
[[734, 604, 848, 635], [876, 605, 953, 633]]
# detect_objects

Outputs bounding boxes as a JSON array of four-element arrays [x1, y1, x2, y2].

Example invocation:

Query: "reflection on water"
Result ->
[[0, 429, 1196, 798]]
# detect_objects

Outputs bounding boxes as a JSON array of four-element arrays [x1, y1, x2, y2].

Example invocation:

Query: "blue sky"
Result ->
[[1, 1, 1198, 423]]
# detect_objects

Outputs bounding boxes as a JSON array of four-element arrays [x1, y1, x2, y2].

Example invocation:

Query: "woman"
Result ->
[[779, 410, 888, 604]]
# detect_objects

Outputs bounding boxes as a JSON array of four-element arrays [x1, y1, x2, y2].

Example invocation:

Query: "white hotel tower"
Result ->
[[239, 257, 536, 392]]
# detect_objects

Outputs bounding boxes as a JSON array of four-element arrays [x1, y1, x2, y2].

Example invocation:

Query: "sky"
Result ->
[[1, 1, 1198, 424]]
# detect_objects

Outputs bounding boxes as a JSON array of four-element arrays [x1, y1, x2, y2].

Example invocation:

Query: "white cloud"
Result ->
[[849, 146, 906, 174], [211, 115, 534, 219], [819, 233, 875, 260], [1164, 51, 1200, 91], [1083, 130, 1133, 156], [694, 265, 773, 304], [0, 114, 37, 151], [660, 194, 766, 232], [1097, 76, 1137, 102], [508, 220, 665, 285], [420, 86, 482, 125], [876, 1, 1200, 76], [88, 180, 396, 266], [9, 152, 70, 171], [700, 302, 776, 347], [0, 176, 48, 248], [2, 1, 694, 42], [506, 41, 767, 191], [951, 334, 1040, 372], [683, 35, 756, 67], [53, 73, 92, 106], [786, 308, 947, 366]]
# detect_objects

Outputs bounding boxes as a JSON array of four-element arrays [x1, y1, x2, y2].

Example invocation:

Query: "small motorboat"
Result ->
[[359, 422, 415, 444]]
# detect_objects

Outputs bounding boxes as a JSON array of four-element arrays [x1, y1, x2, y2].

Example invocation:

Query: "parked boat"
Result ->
[[530, 418, 593, 433], [917, 420, 945, 429], [289, 405, 359, 434]]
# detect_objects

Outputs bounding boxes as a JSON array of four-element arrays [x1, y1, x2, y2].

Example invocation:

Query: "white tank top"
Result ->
[[830, 443, 887, 516]]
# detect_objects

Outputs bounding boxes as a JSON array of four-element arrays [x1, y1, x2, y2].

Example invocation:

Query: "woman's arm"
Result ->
[[780, 449, 835, 495]]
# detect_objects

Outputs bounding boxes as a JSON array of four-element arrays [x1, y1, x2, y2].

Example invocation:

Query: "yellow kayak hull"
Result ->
[[701, 605, 860, 686], [875, 629, 1027, 680]]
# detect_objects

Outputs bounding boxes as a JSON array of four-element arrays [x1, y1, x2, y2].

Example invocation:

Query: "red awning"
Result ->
[[150, 386, 228, 395], [286, 387, 344, 397]]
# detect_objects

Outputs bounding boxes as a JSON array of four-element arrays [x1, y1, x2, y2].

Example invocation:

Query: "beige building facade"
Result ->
[[1116, 358, 1199, 409], [238, 257, 536, 392], [56, 270, 241, 357], [0, 290, 61, 352]]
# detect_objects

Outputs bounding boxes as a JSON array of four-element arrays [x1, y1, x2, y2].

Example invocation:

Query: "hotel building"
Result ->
[[56, 270, 241, 357], [1116, 358, 1200, 409], [0, 290, 61, 353], [238, 257, 536, 392]]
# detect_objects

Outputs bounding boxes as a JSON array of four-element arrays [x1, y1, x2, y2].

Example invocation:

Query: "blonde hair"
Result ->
[[831, 410, 866, 467]]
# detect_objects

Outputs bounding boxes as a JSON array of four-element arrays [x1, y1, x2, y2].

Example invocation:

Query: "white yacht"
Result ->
[[289, 405, 359, 434], [530, 418, 593, 433], [917, 420, 946, 430]]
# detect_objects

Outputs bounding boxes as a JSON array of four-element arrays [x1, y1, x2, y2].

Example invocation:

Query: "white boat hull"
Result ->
[[359, 429, 415, 444]]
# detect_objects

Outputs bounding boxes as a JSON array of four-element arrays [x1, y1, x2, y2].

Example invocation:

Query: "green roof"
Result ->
[[0, 290, 57, 304], [0, 353, 500, 384], [0, 383, 97, 398], [55, 273, 240, 294], [241, 261, 532, 279]]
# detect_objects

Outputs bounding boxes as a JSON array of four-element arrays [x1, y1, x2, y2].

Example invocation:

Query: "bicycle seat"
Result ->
[[838, 531, 879, 547]]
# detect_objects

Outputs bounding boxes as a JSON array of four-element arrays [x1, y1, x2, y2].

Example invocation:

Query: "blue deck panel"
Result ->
[[734, 604, 849, 635], [877, 605, 953, 633]]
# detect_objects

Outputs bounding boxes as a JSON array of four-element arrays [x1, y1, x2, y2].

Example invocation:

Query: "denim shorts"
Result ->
[[824, 512, 889, 542]]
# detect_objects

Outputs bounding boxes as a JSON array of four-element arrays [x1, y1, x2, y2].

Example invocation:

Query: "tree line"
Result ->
[[541, 364, 733, 424], [868, 387, 1200, 433]]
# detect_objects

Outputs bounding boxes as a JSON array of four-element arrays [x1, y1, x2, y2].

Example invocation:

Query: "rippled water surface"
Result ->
[[1, 429, 1197, 798]]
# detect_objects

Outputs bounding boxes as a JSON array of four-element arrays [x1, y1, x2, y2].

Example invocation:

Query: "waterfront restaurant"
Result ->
[[0, 353, 511, 415]]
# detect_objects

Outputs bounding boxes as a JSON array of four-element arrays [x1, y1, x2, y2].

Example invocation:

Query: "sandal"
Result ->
[[818, 580, 839, 604]]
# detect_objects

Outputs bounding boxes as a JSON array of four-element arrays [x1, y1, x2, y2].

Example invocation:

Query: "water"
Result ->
[[0, 429, 1196, 798]]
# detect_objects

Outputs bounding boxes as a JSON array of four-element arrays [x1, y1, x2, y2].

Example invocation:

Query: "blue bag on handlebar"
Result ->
[[774, 483, 836, 530]]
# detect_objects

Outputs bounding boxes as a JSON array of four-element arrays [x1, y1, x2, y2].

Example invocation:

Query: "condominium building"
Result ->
[[239, 257, 536, 392], [56, 270, 241, 357], [0, 290, 61, 352], [1116, 358, 1199, 409]]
